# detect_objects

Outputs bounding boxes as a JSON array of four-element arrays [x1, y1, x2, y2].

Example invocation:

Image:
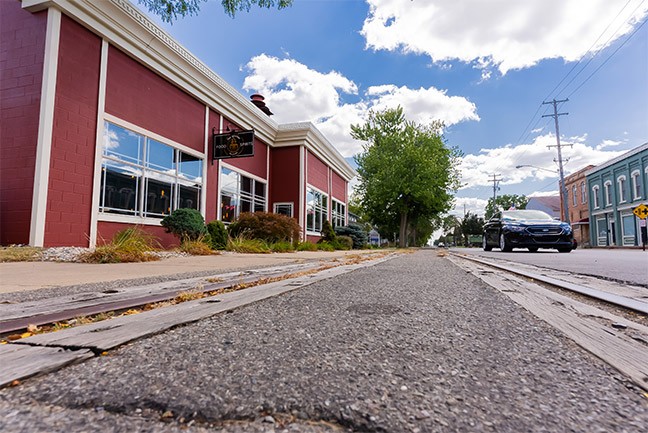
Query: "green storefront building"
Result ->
[[586, 143, 648, 247]]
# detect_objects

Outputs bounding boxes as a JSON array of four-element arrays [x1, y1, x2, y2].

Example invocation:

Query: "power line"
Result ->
[[556, 0, 647, 98], [567, 17, 648, 98], [545, 0, 639, 100]]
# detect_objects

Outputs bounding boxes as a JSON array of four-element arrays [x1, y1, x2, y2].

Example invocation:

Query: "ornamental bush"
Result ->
[[320, 220, 336, 243], [228, 212, 300, 244], [334, 223, 367, 249], [161, 208, 206, 242], [333, 235, 353, 250], [206, 220, 228, 250]]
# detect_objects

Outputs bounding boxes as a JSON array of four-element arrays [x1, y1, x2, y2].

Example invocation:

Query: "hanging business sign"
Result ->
[[212, 130, 254, 160]]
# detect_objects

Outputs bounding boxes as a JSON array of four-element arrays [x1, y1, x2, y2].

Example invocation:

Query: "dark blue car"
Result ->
[[483, 210, 574, 253]]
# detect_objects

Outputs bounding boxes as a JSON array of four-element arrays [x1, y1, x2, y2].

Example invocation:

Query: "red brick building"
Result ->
[[561, 165, 594, 247], [1, 0, 355, 247]]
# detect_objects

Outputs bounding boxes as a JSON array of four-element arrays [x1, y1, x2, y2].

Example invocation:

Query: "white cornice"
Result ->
[[585, 142, 648, 176], [277, 122, 356, 181]]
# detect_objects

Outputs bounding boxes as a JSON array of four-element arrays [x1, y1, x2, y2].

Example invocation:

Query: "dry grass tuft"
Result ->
[[0, 246, 42, 263]]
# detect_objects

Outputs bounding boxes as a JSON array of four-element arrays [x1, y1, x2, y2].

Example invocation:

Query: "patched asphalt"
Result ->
[[1, 250, 646, 432]]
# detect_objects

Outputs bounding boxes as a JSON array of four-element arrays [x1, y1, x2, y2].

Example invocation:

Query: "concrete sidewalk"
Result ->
[[0, 250, 373, 294]]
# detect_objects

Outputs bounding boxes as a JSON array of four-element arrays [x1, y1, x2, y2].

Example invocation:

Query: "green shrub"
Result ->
[[80, 227, 160, 263], [228, 212, 300, 244], [206, 220, 228, 250], [320, 220, 336, 243], [316, 241, 335, 251], [227, 236, 271, 253], [270, 241, 295, 253], [334, 223, 367, 249], [333, 235, 353, 250], [161, 208, 206, 242], [296, 241, 318, 251]]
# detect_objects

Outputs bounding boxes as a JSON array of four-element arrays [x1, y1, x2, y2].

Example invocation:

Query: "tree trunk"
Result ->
[[399, 211, 408, 248]]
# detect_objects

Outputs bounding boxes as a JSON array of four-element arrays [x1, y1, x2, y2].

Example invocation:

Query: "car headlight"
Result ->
[[561, 224, 572, 234], [504, 224, 526, 232]]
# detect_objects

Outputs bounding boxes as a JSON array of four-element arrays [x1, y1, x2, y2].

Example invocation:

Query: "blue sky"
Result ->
[[141, 0, 648, 217]]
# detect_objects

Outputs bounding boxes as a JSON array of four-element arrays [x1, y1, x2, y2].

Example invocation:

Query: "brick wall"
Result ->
[[0, 2, 47, 245], [44, 15, 101, 247]]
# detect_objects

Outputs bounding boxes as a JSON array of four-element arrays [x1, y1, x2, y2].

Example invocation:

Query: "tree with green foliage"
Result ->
[[460, 212, 485, 246], [352, 107, 461, 248], [484, 194, 528, 219], [137, 0, 293, 23]]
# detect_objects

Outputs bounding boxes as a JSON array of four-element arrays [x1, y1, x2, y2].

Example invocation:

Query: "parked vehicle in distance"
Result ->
[[482, 210, 574, 253]]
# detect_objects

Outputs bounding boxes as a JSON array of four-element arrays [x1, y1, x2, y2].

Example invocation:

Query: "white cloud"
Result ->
[[361, 0, 648, 75], [243, 54, 357, 124], [450, 196, 489, 217], [459, 134, 627, 189], [243, 54, 479, 157], [528, 190, 560, 197]]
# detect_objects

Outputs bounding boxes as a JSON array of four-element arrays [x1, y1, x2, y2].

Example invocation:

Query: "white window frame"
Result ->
[[617, 175, 627, 203], [331, 199, 346, 228], [219, 163, 267, 223], [98, 118, 204, 224], [592, 185, 600, 209], [631, 170, 641, 200], [572, 185, 577, 207], [580, 181, 586, 204], [305, 185, 328, 235], [603, 181, 612, 207], [273, 202, 294, 218]]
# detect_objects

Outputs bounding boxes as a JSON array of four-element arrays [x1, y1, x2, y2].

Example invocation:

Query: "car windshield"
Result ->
[[501, 210, 554, 221]]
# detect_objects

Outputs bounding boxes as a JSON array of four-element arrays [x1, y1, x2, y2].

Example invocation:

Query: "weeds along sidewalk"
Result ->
[[0, 250, 383, 295]]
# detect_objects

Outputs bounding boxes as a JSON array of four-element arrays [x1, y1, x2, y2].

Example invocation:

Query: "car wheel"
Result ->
[[483, 235, 493, 251], [557, 247, 572, 253], [528, 247, 538, 252], [499, 233, 512, 252]]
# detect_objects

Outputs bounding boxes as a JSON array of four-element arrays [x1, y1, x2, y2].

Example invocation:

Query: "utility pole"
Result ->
[[489, 173, 502, 213], [542, 98, 571, 225]]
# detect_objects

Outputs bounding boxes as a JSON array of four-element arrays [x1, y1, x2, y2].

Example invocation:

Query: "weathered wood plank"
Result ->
[[17, 258, 391, 352], [0, 263, 320, 322], [450, 256, 648, 390], [0, 344, 93, 387]]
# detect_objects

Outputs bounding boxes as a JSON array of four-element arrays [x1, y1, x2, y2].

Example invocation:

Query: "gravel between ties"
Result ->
[[2, 250, 647, 432]]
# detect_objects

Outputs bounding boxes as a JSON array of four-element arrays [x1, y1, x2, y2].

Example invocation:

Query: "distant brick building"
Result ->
[[0, 0, 355, 247], [560, 165, 594, 247]]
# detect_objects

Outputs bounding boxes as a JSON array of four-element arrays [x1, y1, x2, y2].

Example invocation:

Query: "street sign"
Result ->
[[633, 204, 648, 219]]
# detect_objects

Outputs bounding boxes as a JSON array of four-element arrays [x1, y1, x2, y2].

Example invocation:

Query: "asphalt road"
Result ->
[[452, 247, 648, 286], [1, 250, 647, 432]]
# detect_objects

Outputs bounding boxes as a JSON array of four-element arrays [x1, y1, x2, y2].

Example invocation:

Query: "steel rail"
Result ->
[[0, 262, 328, 336], [450, 252, 648, 315]]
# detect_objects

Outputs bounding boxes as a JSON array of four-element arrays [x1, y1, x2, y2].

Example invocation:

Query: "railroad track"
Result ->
[[447, 251, 648, 391], [0, 260, 342, 338], [448, 251, 648, 315]]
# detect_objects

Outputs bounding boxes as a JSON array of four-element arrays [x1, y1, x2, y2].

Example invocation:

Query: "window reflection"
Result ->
[[100, 121, 203, 218], [219, 167, 266, 222]]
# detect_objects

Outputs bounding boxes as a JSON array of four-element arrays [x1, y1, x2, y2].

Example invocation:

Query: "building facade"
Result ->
[[0, 0, 355, 247], [526, 196, 561, 219], [586, 143, 648, 247], [561, 165, 594, 247]]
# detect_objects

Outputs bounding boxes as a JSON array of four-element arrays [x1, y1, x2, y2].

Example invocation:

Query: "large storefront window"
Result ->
[[100, 121, 202, 218], [332, 199, 346, 228], [306, 187, 328, 233], [220, 167, 266, 222]]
